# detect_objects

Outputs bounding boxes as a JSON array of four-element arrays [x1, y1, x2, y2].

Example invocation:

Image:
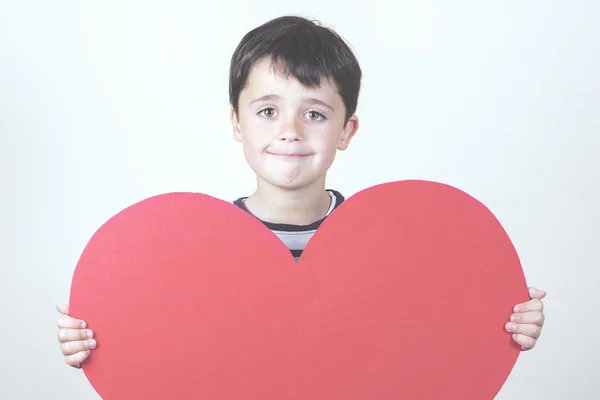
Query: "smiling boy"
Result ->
[[56, 15, 546, 369]]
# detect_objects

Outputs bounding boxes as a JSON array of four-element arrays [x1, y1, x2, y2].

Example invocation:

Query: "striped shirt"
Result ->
[[233, 190, 345, 260]]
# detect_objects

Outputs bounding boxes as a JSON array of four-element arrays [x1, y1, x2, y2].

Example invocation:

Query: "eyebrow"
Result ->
[[249, 94, 335, 111]]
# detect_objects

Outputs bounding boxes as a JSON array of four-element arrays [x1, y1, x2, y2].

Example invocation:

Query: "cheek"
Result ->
[[241, 139, 265, 173], [311, 128, 342, 155], [242, 138, 265, 164], [241, 124, 270, 150]]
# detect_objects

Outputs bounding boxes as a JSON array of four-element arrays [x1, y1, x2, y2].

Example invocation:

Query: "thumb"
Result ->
[[528, 287, 547, 300], [56, 303, 70, 315]]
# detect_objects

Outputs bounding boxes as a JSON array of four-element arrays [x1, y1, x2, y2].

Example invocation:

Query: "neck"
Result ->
[[244, 176, 332, 225]]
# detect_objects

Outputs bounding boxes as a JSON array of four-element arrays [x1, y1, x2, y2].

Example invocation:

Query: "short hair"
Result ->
[[229, 16, 362, 123]]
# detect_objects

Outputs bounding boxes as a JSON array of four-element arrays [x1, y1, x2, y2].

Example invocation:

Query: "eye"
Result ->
[[306, 111, 326, 121], [258, 108, 277, 118]]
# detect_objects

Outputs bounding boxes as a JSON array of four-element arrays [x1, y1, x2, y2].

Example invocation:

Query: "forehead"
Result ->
[[241, 59, 341, 101]]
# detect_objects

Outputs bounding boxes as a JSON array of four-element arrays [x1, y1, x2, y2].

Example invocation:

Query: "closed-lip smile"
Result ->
[[267, 151, 312, 158]]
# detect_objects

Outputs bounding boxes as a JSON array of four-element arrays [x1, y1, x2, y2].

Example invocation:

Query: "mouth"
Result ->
[[267, 152, 312, 158]]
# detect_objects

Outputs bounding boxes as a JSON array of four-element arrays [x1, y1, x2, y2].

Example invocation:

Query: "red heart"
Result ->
[[70, 180, 527, 399]]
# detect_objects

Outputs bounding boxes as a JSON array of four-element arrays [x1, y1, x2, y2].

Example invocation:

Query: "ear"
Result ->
[[230, 105, 243, 142], [337, 115, 359, 151]]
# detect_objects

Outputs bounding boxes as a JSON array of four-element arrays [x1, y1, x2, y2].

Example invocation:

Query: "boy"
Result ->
[[56, 15, 546, 369]]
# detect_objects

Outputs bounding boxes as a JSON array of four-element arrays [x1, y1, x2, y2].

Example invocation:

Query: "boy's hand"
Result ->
[[505, 287, 546, 351], [56, 303, 96, 368]]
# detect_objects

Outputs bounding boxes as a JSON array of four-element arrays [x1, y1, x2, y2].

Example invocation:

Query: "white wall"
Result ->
[[1, 1, 598, 399]]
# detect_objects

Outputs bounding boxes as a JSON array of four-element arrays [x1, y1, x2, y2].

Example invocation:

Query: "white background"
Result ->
[[1, 1, 599, 399]]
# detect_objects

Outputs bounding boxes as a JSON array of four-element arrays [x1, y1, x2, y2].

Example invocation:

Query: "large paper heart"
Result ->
[[70, 180, 528, 399]]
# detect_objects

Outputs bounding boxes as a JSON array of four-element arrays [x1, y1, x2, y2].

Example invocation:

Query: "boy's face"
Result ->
[[231, 59, 359, 191]]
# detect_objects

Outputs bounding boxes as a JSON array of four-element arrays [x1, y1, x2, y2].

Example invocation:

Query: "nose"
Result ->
[[278, 115, 303, 142]]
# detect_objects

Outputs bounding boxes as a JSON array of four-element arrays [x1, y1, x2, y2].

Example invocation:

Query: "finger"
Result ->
[[505, 322, 542, 339], [509, 311, 545, 326], [528, 287, 547, 300], [65, 350, 91, 368], [512, 333, 536, 351], [57, 316, 87, 329], [61, 339, 97, 356], [56, 304, 70, 315], [513, 298, 544, 313], [57, 328, 94, 343]]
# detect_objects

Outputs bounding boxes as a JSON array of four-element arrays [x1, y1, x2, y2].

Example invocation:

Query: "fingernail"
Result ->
[[89, 339, 97, 349], [505, 322, 514, 331], [86, 330, 93, 339], [510, 314, 517, 322], [81, 321, 87, 329], [513, 306, 520, 313]]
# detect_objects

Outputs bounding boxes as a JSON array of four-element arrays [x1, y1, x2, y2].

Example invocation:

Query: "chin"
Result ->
[[268, 179, 311, 191], [261, 173, 322, 191]]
